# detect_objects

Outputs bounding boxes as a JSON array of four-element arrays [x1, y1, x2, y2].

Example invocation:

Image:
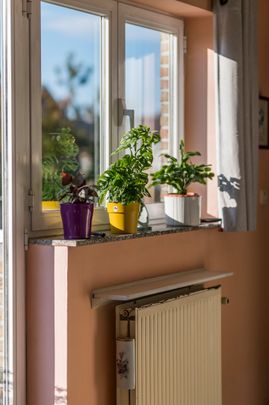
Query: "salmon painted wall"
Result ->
[[183, 0, 211, 9], [67, 231, 210, 405], [67, 225, 269, 404], [186, 1, 269, 403], [26, 246, 55, 405], [27, 1, 269, 405], [184, 16, 215, 216], [130, 0, 212, 18]]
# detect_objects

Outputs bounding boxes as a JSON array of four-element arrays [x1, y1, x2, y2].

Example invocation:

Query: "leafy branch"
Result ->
[[98, 125, 160, 205], [42, 128, 79, 201]]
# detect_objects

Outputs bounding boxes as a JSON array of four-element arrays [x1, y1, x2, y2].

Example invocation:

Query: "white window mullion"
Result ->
[[100, 16, 109, 174], [174, 24, 184, 159]]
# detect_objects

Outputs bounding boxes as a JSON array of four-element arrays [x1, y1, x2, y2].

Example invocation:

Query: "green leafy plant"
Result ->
[[97, 125, 160, 205], [59, 171, 98, 203], [151, 140, 214, 195], [42, 127, 79, 200]]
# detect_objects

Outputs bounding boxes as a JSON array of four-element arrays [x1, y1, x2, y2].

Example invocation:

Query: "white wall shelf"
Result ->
[[91, 268, 233, 308]]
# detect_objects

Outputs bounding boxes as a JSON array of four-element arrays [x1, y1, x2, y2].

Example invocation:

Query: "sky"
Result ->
[[41, 1, 162, 115], [41, 2, 100, 108]]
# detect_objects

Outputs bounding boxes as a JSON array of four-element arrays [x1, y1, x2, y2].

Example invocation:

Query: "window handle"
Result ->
[[123, 109, 134, 130], [118, 98, 135, 129]]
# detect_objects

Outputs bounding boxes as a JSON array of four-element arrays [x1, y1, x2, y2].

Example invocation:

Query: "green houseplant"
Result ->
[[98, 125, 160, 234], [151, 140, 214, 226], [59, 171, 98, 239], [42, 127, 79, 210]]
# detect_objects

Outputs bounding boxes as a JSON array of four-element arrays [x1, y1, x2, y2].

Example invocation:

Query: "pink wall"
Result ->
[[67, 218, 269, 405], [185, 16, 214, 216], [131, 0, 211, 17], [26, 246, 55, 405], [184, 2, 269, 402], [27, 1, 269, 405], [27, 226, 269, 405], [67, 231, 209, 405]]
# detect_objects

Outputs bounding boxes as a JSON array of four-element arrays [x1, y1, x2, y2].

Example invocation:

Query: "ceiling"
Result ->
[[124, 0, 213, 18]]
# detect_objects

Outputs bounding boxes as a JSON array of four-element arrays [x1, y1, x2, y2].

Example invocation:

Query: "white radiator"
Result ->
[[116, 287, 222, 405]]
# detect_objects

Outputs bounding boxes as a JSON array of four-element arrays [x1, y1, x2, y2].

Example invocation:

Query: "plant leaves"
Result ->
[[98, 125, 160, 204], [151, 140, 214, 194]]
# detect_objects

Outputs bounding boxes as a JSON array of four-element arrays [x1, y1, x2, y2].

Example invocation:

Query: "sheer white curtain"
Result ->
[[214, 0, 259, 231]]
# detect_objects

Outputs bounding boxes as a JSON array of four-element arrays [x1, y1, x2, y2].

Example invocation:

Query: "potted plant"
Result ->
[[97, 125, 160, 234], [42, 127, 79, 210], [151, 140, 214, 226], [59, 171, 98, 239]]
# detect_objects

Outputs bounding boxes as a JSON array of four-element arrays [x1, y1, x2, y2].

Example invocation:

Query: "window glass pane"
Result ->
[[125, 23, 171, 203], [41, 2, 101, 206]]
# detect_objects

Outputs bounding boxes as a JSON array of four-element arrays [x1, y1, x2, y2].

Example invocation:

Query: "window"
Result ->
[[31, 0, 114, 231], [30, 0, 183, 232], [41, 2, 102, 193], [124, 24, 176, 202]]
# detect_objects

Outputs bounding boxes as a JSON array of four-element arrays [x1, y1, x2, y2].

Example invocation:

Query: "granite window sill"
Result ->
[[29, 222, 221, 247]]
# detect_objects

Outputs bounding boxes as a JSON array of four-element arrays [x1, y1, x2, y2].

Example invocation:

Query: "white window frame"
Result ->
[[1, 0, 29, 404], [29, 0, 184, 234]]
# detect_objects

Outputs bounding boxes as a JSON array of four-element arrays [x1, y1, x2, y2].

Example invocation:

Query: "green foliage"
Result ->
[[59, 172, 98, 204], [54, 52, 93, 121], [42, 53, 95, 184], [151, 140, 214, 195], [97, 125, 160, 205], [42, 128, 79, 200]]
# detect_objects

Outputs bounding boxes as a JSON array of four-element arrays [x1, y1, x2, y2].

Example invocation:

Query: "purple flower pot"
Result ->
[[60, 203, 94, 240]]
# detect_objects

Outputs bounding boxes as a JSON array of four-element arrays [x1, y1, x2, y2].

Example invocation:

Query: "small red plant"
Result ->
[[59, 171, 98, 204]]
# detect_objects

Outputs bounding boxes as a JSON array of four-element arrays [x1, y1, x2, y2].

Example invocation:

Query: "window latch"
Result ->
[[22, 0, 32, 19], [118, 98, 135, 129]]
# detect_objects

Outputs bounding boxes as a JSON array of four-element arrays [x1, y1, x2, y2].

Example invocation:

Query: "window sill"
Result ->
[[29, 222, 221, 247]]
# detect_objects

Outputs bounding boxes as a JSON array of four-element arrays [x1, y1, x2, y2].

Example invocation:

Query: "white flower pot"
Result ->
[[164, 194, 201, 226]]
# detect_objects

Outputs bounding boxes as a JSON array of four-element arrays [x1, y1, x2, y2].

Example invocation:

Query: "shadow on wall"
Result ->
[[218, 174, 241, 230], [94, 305, 116, 404], [55, 386, 67, 404]]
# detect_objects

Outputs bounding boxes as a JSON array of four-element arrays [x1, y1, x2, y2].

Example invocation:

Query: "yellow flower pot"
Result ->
[[42, 201, 60, 211], [107, 202, 140, 234]]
